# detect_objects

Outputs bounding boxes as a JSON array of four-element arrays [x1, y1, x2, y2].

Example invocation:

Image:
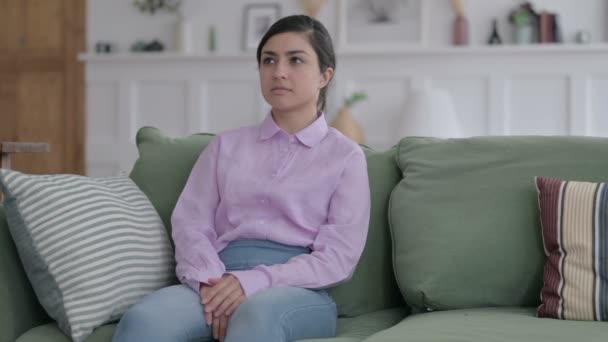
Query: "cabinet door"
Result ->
[[11, 71, 65, 174], [23, 0, 64, 56], [0, 72, 18, 141], [0, 0, 23, 53]]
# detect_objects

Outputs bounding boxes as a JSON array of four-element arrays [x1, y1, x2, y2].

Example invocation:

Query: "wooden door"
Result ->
[[0, 0, 85, 175]]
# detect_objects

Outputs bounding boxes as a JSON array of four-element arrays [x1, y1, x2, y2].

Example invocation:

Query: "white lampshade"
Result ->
[[401, 86, 462, 138]]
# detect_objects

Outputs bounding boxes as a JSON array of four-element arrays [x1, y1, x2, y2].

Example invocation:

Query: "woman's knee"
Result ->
[[225, 288, 337, 341], [112, 285, 209, 342]]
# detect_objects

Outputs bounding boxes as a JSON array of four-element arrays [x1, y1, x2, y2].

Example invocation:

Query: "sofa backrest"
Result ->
[[389, 136, 608, 312], [129, 127, 404, 317]]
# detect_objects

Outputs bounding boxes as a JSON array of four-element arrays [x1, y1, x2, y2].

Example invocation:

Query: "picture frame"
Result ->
[[242, 4, 282, 51], [337, 0, 427, 50]]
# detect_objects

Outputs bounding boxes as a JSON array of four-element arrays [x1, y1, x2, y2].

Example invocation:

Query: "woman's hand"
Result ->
[[199, 284, 213, 326], [212, 313, 230, 341], [204, 275, 246, 317], [201, 275, 245, 341]]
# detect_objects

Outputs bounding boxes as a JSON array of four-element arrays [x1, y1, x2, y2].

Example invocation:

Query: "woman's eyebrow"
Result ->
[[261, 50, 309, 56], [286, 50, 309, 56]]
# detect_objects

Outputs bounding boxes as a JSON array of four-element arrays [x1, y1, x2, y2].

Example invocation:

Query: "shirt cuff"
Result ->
[[179, 269, 222, 294], [227, 269, 270, 297], [185, 279, 201, 294]]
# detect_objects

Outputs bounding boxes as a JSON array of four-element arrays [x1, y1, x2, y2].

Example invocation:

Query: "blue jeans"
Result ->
[[112, 240, 337, 342]]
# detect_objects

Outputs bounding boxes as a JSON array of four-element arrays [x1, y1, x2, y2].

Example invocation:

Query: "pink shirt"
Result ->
[[171, 113, 371, 297]]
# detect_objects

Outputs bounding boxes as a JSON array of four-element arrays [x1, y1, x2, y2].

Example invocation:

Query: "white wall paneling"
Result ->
[[82, 46, 608, 176], [590, 77, 608, 136]]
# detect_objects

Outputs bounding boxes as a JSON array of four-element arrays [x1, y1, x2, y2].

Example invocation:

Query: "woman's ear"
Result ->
[[319, 67, 334, 89]]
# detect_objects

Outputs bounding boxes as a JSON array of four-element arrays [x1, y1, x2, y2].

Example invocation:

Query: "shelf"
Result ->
[[79, 43, 608, 63], [336, 43, 608, 56]]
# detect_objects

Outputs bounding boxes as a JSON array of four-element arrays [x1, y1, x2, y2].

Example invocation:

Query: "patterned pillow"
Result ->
[[535, 176, 607, 321], [0, 169, 175, 342]]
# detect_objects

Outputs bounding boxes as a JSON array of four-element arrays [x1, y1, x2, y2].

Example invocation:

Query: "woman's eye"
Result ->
[[291, 57, 303, 64], [262, 57, 275, 64]]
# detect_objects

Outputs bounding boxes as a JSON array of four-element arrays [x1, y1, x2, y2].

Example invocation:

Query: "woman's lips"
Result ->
[[271, 87, 291, 94]]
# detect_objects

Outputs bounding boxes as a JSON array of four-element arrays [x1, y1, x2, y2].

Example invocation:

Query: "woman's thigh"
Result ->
[[112, 284, 212, 342], [225, 287, 337, 342]]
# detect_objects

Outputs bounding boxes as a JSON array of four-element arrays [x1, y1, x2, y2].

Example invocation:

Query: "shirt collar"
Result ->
[[258, 112, 328, 148]]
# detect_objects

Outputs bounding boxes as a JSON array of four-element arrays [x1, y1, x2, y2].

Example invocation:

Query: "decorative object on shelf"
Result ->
[[133, 0, 181, 15], [487, 18, 502, 45], [509, 2, 539, 44], [509, 2, 563, 44], [175, 14, 194, 53], [575, 30, 592, 44], [299, 0, 327, 18], [209, 26, 217, 52], [130, 39, 165, 52], [95, 41, 114, 53], [400, 86, 461, 138], [451, 0, 469, 46], [337, 0, 424, 49], [552, 14, 563, 43], [509, 5, 538, 45], [130, 40, 147, 52], [145, 40, 165, 51], [331, 92, 367, 144], [242, 4, 282, 51]]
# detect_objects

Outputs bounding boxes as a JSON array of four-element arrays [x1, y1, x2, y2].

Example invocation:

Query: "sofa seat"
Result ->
[[16, 324, 116, 342], [17, 307, 408, 342], [365, 307, 608, 342]]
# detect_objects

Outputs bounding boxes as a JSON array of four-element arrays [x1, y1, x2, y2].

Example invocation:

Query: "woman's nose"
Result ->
[[272, 62, 288, 79]]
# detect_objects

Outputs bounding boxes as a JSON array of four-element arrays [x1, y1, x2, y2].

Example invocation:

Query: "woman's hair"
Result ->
[[256, 15, 336, 112]]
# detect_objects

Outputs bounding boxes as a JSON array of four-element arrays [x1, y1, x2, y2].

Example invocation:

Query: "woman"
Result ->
[[113, 14, 370, 342]]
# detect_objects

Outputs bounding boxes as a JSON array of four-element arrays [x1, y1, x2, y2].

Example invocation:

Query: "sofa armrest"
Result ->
[[0, 205, 50, 342]]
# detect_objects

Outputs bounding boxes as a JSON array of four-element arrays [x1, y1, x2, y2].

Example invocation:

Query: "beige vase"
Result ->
[[331, 107, 365, 144], [299, 0, 327, 17]]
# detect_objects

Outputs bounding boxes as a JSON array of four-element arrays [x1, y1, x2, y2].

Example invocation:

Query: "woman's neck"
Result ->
[[271, 108, 319, 135]]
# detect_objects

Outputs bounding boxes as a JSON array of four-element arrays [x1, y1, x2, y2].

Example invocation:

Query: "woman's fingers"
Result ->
[[210, 282, 241, 315], [225, 294, 246, 316], [219, 315, 229, 341], [213, 314, 220, 340], [203, 277, 232, 306]]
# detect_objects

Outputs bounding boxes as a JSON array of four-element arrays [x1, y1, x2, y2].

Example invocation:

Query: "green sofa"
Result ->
[[2, 127, 608, 342]]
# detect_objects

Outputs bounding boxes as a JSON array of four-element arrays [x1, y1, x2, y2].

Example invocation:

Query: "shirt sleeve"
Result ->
[[229, 148, 371, 297], [172, 136, 226, 293]]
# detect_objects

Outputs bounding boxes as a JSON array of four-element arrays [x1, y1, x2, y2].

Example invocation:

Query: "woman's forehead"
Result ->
[[263, 32, 314, 53]]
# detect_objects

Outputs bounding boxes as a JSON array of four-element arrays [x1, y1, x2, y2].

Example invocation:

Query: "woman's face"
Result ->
[[259, 32, 333, 114]]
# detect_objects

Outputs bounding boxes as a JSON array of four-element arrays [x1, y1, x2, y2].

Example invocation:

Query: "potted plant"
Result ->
[[331, 92, 367, 144]]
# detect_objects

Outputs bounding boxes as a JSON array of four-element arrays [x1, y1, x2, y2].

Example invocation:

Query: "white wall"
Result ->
[[88, 0, 607, 54]]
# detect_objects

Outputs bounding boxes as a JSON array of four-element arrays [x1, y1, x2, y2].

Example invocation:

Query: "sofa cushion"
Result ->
[[129, 127, 404, 317], [0, 170, 175, 342], [16, 307, 409, 342], [16, 323, 116, 342], [299, 307, 408, 342], [328, 147, 405, 317], [390, 136, 608, 311], [364, 307, 608, 342], [0, 205, 50, 342], [535, 176, 608, 321], [129, 127, 215, 236]]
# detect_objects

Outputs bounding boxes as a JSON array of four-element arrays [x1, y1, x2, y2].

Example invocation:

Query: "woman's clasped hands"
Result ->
[[199, 275, 246, 341]]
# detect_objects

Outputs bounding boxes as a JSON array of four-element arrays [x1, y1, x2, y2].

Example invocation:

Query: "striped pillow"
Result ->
[[535, 176, 607, 321], [0, 169, 175, 342]]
